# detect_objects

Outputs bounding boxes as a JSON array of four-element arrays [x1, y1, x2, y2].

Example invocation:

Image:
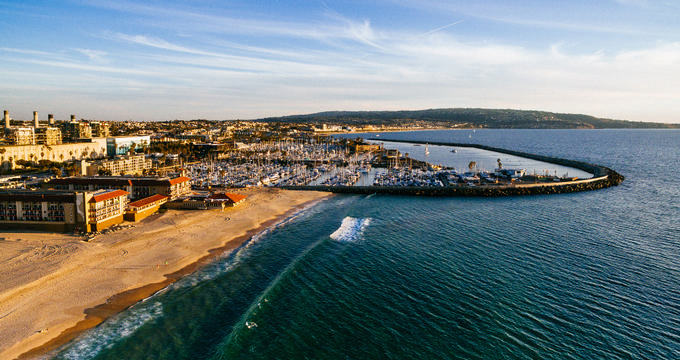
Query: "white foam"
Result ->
[[58, 302, 163, 359], [330, 217, 371, 243]]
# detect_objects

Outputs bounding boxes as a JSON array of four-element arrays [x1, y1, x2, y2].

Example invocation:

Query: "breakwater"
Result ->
[[282, 141, 624, 197]]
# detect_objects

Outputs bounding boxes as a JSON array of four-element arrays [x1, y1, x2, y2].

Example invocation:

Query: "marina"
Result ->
[[184, 139, 620, 196]]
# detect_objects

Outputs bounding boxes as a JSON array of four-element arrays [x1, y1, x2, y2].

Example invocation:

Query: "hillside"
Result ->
[[258, 108, 678, 129]]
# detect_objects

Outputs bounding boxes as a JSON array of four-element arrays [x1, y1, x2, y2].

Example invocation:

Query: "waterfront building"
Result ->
[[87, 189, 130, 231], [349, 143, 382, 153], [124, 194, 168, 222], [0, 188, 129, 232], [165, 192, 247, 211], [206, 192, 247, 206], [495, 168, 526, 179], [43, 175, 192, 200]]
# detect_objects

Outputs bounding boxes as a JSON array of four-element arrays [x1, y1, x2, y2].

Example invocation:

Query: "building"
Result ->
[[2, 111, 36, 146], [166, 192, 247, 210], [43, 175, 192, 200], [61, 118, 92, 142], [124, 194, 168, 222], [35, 127, 63, 145], [495, 168, 526, 179], [0, 188, 129, 232], [86, 189, 130, 232], [0, 139, 108, 170], [4, 127, 36, 145], [90, 121, 110, 138], [350, 143, 382, 153], [206, 192, 247, 206], [107, 136, 151, 156], [2, 111, 62, 146], [80, 154, 153, 176]]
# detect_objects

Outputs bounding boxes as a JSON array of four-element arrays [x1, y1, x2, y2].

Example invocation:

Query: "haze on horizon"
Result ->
[[1, 0, 679, 123]]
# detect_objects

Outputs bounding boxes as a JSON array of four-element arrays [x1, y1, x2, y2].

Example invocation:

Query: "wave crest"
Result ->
[[330, 217, 371, 242]]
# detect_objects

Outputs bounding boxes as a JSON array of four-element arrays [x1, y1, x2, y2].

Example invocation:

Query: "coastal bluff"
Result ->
[[283, 140, 624, 197]]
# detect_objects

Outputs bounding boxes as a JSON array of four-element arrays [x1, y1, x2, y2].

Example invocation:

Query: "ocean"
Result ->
[[52, 129, 680, 360]]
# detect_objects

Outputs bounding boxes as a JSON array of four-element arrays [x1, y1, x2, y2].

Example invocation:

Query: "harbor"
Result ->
[[184, 139, 623, 196]]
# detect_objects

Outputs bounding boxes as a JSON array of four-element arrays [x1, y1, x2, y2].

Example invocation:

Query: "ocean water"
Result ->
[[52, 129, 680, 360]]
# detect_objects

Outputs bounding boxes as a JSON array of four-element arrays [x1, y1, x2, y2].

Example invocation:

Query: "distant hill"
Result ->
[[258, 108, 678, 129]]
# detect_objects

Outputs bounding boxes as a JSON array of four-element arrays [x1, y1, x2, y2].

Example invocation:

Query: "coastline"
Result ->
[[0, 188, 331, 360]]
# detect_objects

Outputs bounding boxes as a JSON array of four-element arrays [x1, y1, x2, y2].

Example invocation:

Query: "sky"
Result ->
[[1, 0, 679, 123]]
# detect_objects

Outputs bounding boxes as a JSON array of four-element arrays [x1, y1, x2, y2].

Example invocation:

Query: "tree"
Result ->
[[468, 161, 477, 173], [65, 163, 78, 176], [16, 159, 32, 168], [50, 166, 63, 177], [497, 158, 503, 169]]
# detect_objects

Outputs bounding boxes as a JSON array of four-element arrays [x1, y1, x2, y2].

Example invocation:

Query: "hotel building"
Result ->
[[0, 188, 129, 232], [43, 176, 192, 200]]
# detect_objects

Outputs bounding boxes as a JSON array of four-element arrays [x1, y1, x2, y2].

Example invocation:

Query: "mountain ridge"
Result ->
[[257, 108, 678, 129]]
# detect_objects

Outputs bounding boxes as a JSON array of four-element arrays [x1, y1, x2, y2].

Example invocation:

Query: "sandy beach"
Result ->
[[0, 188, 330, 360]]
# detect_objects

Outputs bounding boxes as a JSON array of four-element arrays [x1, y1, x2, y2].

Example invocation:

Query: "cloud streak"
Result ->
[[2, 1, 680, 122]]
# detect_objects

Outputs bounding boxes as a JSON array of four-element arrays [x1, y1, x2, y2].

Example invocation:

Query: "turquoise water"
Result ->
[[53, 130, 680, 359]]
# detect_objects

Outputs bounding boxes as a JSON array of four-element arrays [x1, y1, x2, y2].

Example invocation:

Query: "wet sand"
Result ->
[[0, 188, 331, 360]]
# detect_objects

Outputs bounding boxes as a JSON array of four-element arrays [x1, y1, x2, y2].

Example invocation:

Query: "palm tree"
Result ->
[[468, 161, 477, 173]]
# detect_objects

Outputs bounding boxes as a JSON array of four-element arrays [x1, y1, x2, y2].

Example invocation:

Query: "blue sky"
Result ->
[[1, 0, 679, 122]]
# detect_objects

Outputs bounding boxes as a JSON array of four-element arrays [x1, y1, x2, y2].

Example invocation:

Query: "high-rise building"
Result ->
[[5, 127, 36, 145], [61, 120, 92, 142], [91, 121, 110, 138], [35, 127, 63, 145]]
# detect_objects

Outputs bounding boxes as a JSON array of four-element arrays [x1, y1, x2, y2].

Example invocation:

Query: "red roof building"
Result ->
[[43, 176, 192, 200], [127, 194, 169, 210], [125, 194, 169, 222], [206, 192, 247, 205]]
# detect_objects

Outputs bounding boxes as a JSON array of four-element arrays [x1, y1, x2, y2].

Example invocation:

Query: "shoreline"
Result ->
[[0, 188, 331, 360]]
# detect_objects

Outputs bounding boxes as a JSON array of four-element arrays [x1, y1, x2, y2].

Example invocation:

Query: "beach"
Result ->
[[0, 188, 330, 360]]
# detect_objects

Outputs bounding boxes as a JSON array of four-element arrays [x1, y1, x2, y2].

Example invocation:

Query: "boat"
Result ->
[[451, 149, 457, 153], [425, 144, 430, 156]]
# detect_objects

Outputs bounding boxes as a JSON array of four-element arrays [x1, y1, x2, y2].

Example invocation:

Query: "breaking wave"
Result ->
[[330, 217, 371, 243], [56, 302, 163, 360]]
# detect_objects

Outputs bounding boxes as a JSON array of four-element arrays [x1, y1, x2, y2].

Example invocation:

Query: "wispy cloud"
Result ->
[[1, 47, 58, 57], [73, 48, 108, 62], [419, 20, 465, 37], [4, 0, 680, 122]]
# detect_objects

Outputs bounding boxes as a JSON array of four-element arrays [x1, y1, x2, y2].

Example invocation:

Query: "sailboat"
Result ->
[[425, 144, 430, 156]]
